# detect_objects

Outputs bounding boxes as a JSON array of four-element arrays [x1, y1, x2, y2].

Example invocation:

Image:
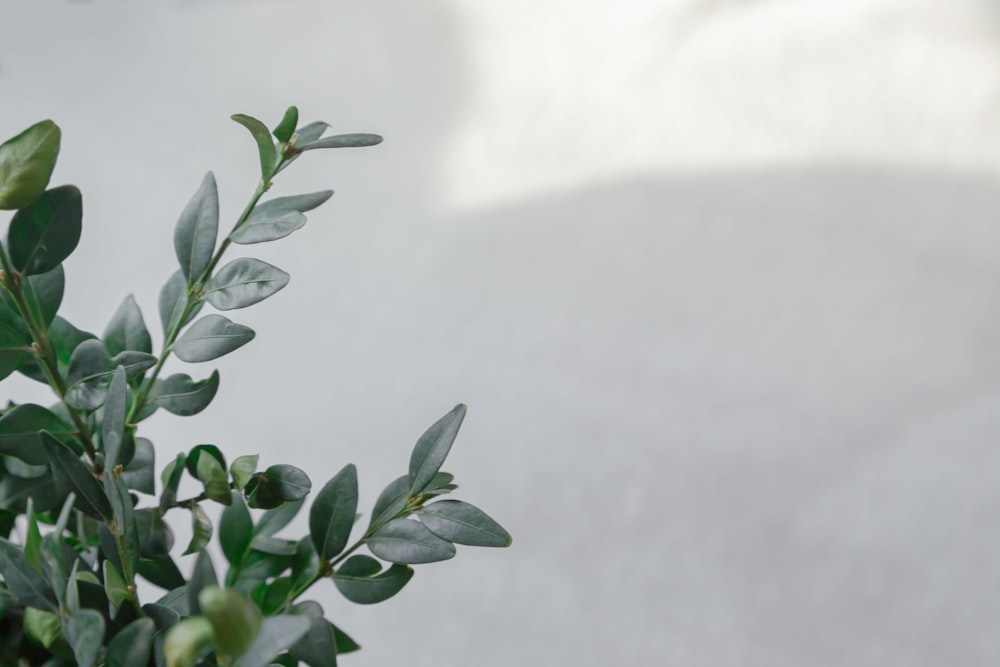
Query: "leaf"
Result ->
[[273, 106, 299, 143], [102, 365, 128, 468], [193, 448, 232, 505], [136, 508, 175, 558], [0, 119, 60, 210], [233, 114, 278, 182], [63, 608, 105, 667], [367, 518, 455, 564], [22, 263, 65, 326], [7, 185, 82, 275], [0, 537, 56, 610], [290, 537, 319, 594], [0, 403, 74, 464], [230, 190, 332, 244], [0, 472, 58, 512], [368, 474, 409, 530], [42, 430, 112, 520], [266, 464, 311, 501], [233, 615, 311, 667], [200, 585, 262, 658], [146, 370, 220, 417], [103, 559, 130, 613], [64, 338, 111, 410], [158, 268, 203, 337], [220, 491, 253, 566], [418, 499, 511, 547], [186, 443, 227, 476], [164, 616, 214, 667], [298, 133, 383, 151], [174, 172, 219, 284], [104, 294, 153, 355], [331, 623, 360, 654], [172, 314, 255, 362], [289, 612, 338, 667], [159, 452, 187, 514], [105, 617, 156, 667], [332, 555, 413, 605], [204, 257, 290, 310], [309, 464, 358, 560], [409, 404, 467, 495], [187, 548, 218, 615], [230, 454, 259, 491], [105, 473, 140, 575], [122, 436, 156, 494], [24, 497, 42, 573], [23, 606, 63, 649], [110, 349, 157, 379], [136, 554, 185, 590], [254, 498, 303, 538], [48, 314, 96, 375], [183, 503, 213, 555], [249, 535, 297, 556]]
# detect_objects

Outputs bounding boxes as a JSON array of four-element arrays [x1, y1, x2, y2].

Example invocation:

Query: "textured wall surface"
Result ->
[[3, 1, 1000, 665]]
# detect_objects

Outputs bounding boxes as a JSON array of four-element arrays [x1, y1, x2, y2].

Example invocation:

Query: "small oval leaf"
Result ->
[[418, 499, 511, 547], [0, 119, 60, 210], [367, 518, 455, 564], [172, 314, 255, 363], [204, 258, 290, 310], [174, 172, 219, 284], [309, 464, 358, 560]]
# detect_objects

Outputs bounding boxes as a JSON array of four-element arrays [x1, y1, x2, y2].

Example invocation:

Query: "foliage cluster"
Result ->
[[0, 108, 510, 666]]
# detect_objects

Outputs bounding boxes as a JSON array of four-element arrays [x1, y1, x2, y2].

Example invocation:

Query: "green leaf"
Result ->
[[331, 623, 360, 654], [250, 535, 298, 556], [289, 604, 338, 667], [64, 339, 111, 410], [48, 314, 96, 375], [409, 404, 466, 495], [233, 114, 278, 181], [174, 172, 219, 284], [158, 268, 204, 336], [186, 547, 218, 615], [0, 536, 56, 610], [146, 370, 220, 417], [234, 615, 311, 667], [332, 555, 413, 605], [183, 503, 213, 555], [273, 106, 299, 143], [290, 536, 319, 594], [230, 190, 332, 245], [23, 606, 63, 649], [21, 263, 65, 326], [254, 498, 303, 538], [159, 452, 187, 514], [309, 464, 358, 560], [42, 430, 112, 520], [122, 436, 156, 494], [136, 508, 174, 558], [172, 314, 254, 362], [0, 469, 58, 512], [0, 318, 29, 382], [244, 473, 283, 510], [103, 294, 153, 355], [105, 473, 140, 575], [63, 608, 105, 667], [266, 464, 311, 501], [368, 474, 409, 530], [200, 585, 262, 658], [102, 365, 128, 468], [136, 553, 185, 590], [164, 616, 214, 667], [204, 257, 289, 310], [187, 442, 227, 475], [0, 119, 60, 210], [24, 497, 42, 573], [418, 499, 511, 547], [110, 349, 156, 379], [230, 454, 259, 491], [367, 518, 455, 564], [105, 617, 156, 667], [7, 185, 82, 275], [0, 403, 74, 464], [103, 558, 130, 613], [298, 133, 383, 151], [220, 491, 253, 566]]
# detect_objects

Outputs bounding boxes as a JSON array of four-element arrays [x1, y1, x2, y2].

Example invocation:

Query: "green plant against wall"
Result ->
[[0, 108, 510, 667]]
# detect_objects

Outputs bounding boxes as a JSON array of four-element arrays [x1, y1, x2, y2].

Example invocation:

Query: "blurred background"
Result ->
[[4, 0, 1000, 664]]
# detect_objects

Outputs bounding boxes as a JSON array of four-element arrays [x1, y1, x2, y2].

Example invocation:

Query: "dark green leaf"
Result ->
[[137, 554, 185, 590], [106, 617, 156, 667], [172, 314, 254, 362], [22, 263, 64, 326], [0, 536, 57, 610], [0, 403, 74, 464], [183, 503, 213, 555], [122, 436, 156, 494], [102, 365, 128, 468], [418, 499, 511, 547], [186, 443, 226, 476], [409, 404, 466, 495], [24, 497, 42, 573], [244, 472, 283, 510], [64, 339, 111, 410], [110, 350, 156, 380], [230, 190, 332, 245], [174, 172, 219, 284], [103, 559, 130, 613], [258, 576, 293, 615], [273, 106, 299, 143], [290, 537, 319, 594], [233, 114, 278, 181], [187, 548, 218, 615], [136, 508, 174, 558], [298, 133, 383, 151], [231, 550, 292, 595], [0, 119, 60, 210], [3, 455, 47, 478], [289, 606, 338, 667], [230, 454, 258, 491], [204, 258, 289, 310], [23, 606, 62, 649], [8, 185, 82, 275], [309, 464, 358, 560], [63, 608, 104, 667], [220, 491, 253, 566], [254, 498, 303, 538], [0, 471, 58, 512], [331, 623, 360, 654], [159, 453, 186, 514], [368, 474, 409, 530], [0, 319, 29, 382], [105, 472, 140, 575], [158, 268, 203, 337], [42, 430, 112, 520], [266, 464, 311, 502], [234, 615, 311, 667], [332, 555, 413, 605], [200, 585, 262, 658], [367, 518, 455, 564], [146, 370, 219, 417], [48, 314, 96, 375], [104, 294, 153, 355]]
